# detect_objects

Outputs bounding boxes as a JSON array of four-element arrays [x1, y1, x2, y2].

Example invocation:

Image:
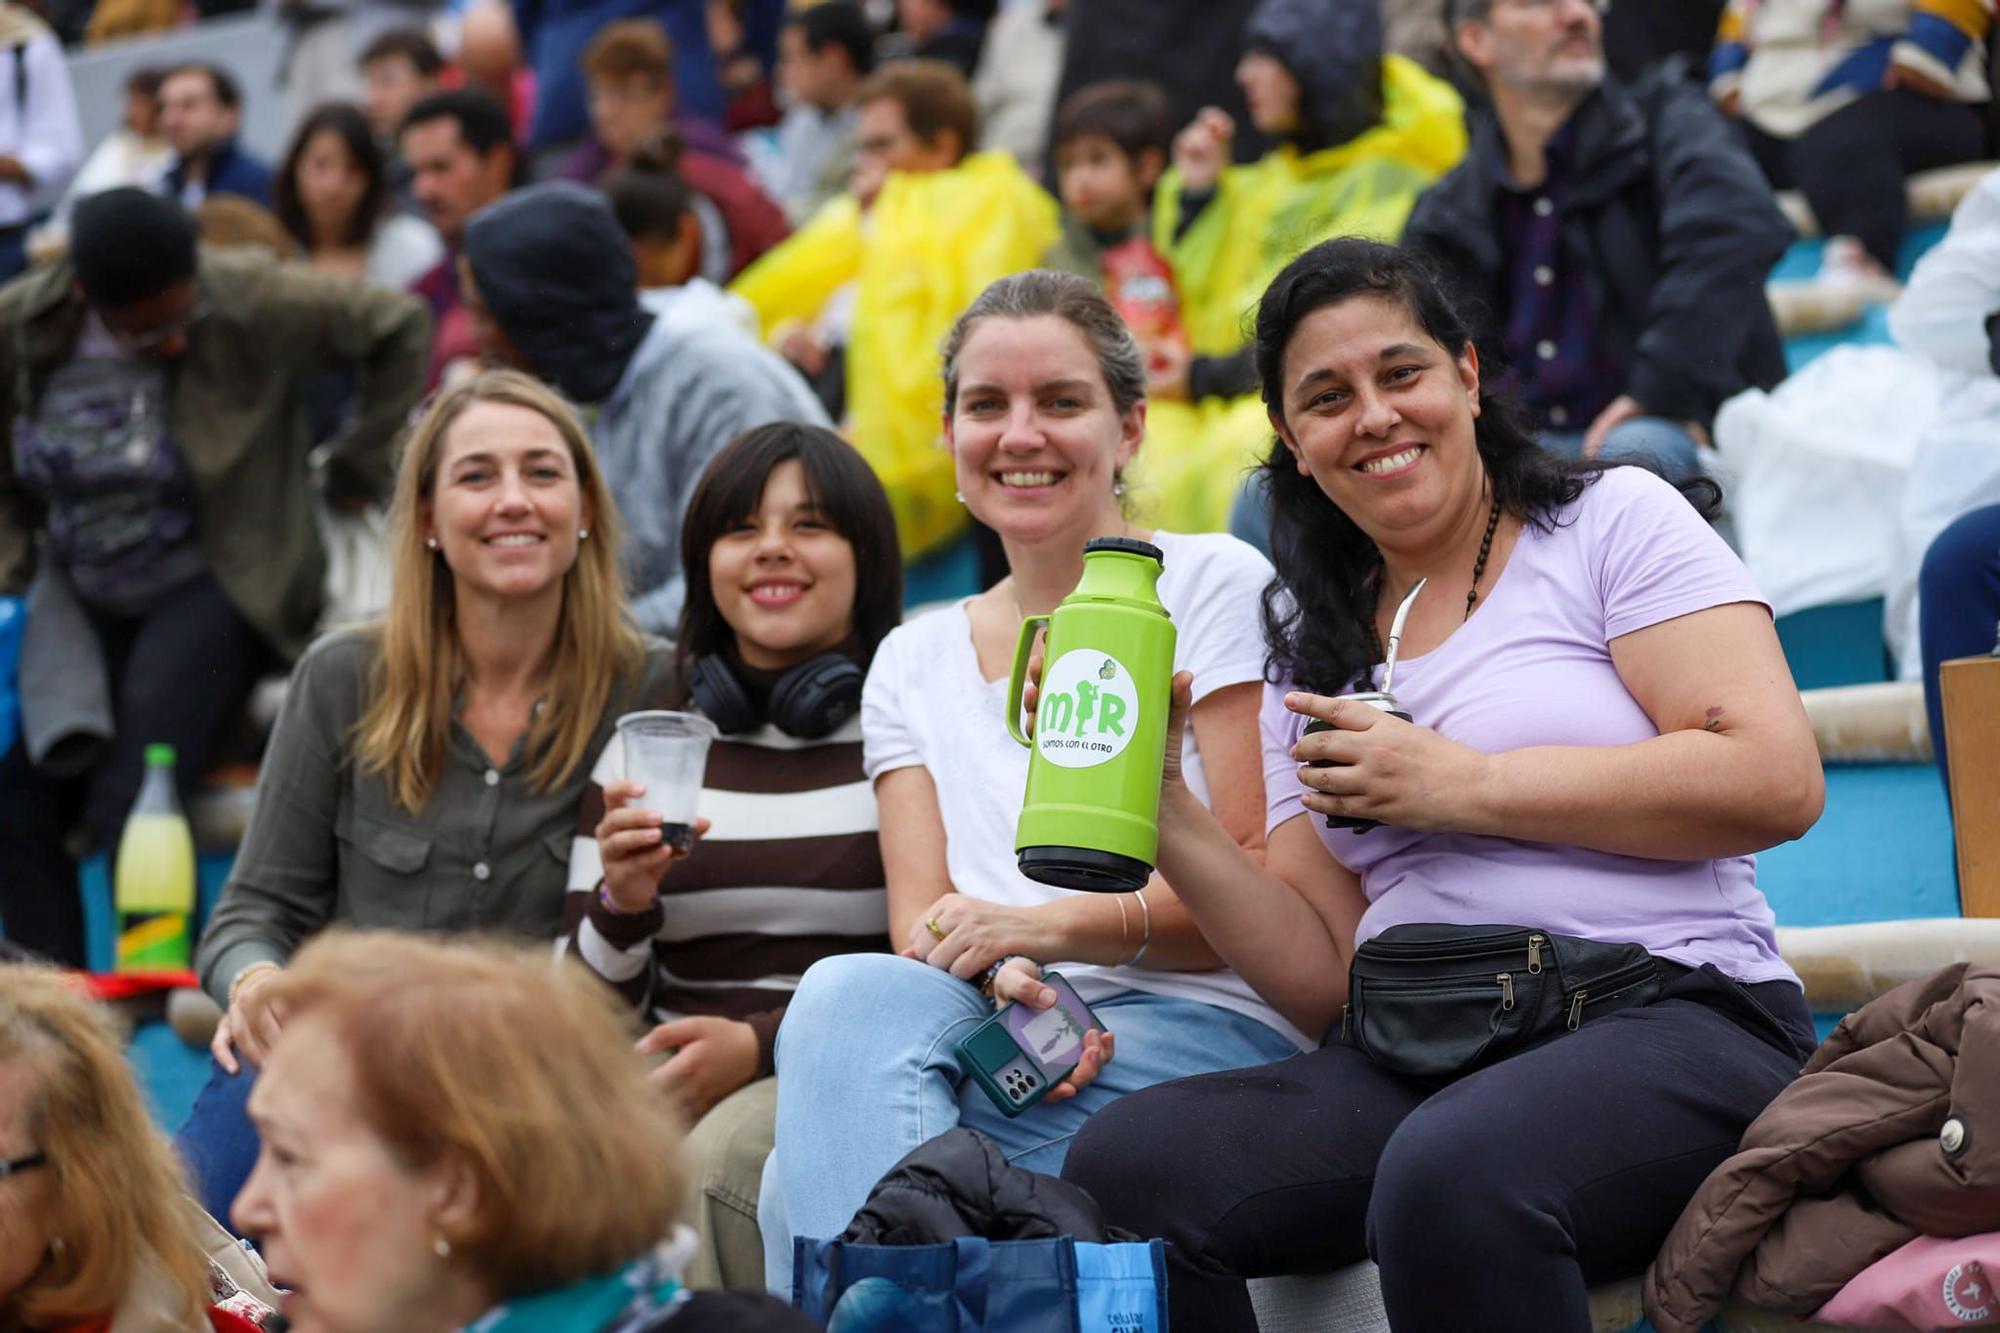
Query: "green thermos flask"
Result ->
[[1005, 537, 1177, 892]]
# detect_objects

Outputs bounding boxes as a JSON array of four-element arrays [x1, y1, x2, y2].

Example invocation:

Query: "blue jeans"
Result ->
[[1920, 503, 2000, 800], [756, 953, 1298, 1294], [1541, 417, 1704, 481], [175, 1058, 261, 1230]]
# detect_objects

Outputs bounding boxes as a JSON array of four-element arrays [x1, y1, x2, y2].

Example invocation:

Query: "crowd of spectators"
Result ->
[[0, 0, 1997, 1328]]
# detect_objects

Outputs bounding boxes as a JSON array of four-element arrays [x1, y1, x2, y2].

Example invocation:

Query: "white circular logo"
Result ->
[[1945, 1262, 1995, 1323], [1034, 650, 1141, 769]]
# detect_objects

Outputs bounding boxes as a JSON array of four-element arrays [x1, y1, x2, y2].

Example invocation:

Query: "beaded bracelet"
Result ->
[[979, 954, 1027, 999]]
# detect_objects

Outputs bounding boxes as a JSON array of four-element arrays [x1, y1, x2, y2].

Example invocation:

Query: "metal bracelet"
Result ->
[[1128, 889, 1151, 968]]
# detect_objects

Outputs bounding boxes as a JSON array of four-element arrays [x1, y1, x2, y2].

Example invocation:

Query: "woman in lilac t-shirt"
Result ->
[[1059, 239, 1827, 1331]]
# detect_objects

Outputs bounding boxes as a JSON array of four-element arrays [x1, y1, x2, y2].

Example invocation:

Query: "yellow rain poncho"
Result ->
[[1132, 56, 1467, 533], [732, 151, 1059, 558]]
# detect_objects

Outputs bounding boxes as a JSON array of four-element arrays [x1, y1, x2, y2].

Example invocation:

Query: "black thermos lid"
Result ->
[[1083, 536, 1164, 563]]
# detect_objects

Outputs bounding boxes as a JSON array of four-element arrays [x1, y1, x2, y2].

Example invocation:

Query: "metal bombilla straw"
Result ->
[[1380, 577, 1427, 696]]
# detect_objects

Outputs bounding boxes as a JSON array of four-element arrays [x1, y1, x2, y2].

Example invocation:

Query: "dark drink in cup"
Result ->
[[616, 711, 717, 851], [1302, 690, 1411, 833]]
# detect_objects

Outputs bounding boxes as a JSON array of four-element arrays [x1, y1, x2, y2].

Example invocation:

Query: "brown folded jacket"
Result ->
[[1645, 963, 2000, 1333]]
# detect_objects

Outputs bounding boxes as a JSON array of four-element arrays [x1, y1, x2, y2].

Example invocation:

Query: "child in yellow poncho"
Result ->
[[731, 61, 1058, 559], [1135, 0, 1468, 535]]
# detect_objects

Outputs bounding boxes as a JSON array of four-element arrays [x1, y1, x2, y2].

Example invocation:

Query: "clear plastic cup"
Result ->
[[616, 711, 718, 851]]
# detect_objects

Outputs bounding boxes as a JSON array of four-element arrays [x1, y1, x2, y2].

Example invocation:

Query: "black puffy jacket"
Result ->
[[842, 1129, 1129, 1246], [1403, 60, 1791, 428]]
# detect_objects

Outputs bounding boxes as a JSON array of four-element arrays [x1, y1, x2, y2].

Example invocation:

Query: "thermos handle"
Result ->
[[1004, 615, 1051, 748]]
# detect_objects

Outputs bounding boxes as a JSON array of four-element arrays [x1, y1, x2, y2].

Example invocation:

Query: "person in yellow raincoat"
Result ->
[[732, 60, 1058, 559], [1134, 0, 1468, 536]]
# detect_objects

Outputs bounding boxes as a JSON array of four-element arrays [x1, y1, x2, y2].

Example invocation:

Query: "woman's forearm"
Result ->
[[1462, 731, 1824, 860], [1153, 785, 1351, 1039], [1028, 880, 1224, 971]]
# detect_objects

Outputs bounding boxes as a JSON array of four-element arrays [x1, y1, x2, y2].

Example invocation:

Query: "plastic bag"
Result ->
[[1711, 344, 1944, 620], [1885, 376, 2000, 677], [315, 501, 394, 631]]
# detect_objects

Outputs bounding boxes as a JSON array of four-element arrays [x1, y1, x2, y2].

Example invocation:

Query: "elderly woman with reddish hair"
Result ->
[[230, 930, 811, 1333]]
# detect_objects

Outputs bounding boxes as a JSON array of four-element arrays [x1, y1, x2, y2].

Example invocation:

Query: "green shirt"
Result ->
[[196, 630, 675, 1005]]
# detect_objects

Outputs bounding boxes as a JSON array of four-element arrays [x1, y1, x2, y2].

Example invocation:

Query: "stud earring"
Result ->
[[1113, 477, 1127, 498], [953, 491, 966, 504], [578, 527, 589, 540], [425, 536, 439, 551], [434, 1236, 451, 1258]]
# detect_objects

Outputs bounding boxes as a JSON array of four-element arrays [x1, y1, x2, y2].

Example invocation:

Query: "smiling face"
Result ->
[[1235, 51, 1302, 136], [420, 400, 588, 609], [945, 314, 1142, 548], [1459, 0, 1606, 99], [232, 1016, 476, 1333], [708, 459, 858, 671], [0, 1062, 51, 1309], [1272, 294, 1486, 550]]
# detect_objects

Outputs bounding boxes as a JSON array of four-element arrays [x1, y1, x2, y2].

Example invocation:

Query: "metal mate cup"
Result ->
[[1303, 691, 1412, 833]]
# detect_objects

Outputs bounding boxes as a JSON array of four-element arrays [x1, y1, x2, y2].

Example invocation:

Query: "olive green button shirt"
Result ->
[[196, 629, 675, 1006]]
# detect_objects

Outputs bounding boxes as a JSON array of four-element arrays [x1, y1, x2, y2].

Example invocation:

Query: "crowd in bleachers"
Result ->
[[2, 0, 2000, 1329]]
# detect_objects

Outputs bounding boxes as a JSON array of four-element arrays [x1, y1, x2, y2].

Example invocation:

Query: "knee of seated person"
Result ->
[[1921, 505, 2000, 589], [773, 953, 910, 1060], [1059, 1093, 1174, 1223], [1367, 1106, 1521, 1253]]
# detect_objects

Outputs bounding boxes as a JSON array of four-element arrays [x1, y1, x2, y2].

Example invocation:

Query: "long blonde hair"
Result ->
[[354, 370, 644, 811], [0, 968, 210, 1327]]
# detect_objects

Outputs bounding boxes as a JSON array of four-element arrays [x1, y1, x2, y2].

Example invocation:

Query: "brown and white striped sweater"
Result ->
[[560, 713, 890, 1077]]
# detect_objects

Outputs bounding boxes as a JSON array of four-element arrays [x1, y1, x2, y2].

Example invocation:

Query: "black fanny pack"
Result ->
[[1342, 923, 1667, 1082]]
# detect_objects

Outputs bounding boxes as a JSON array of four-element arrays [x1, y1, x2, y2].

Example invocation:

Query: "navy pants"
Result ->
[[1920, 503, 2000, 798], [0, 573, 268, 967], [177, 1057, 261, 1228], [1062, 967, 1814, 1331]]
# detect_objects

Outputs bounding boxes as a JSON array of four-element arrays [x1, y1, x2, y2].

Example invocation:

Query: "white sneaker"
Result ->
[[1815, 236, 1904, 304]]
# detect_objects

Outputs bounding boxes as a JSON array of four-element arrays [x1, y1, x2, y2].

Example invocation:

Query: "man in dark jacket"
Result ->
[[158, 64, 273, 207], [1403, 0, 1789, 478]]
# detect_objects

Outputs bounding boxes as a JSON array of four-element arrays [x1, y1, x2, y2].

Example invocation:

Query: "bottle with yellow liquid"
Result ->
[[113, 743, 195, 971]]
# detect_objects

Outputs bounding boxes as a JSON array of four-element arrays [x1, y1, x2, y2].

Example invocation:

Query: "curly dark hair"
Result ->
[[1253, 237, 1719, 695]]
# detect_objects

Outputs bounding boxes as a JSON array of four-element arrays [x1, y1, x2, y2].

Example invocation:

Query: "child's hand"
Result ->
[[1172, 107, 1234, 194]]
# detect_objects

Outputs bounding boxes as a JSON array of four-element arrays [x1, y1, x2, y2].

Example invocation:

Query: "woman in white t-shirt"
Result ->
[[757, 270, 1307, 1289]]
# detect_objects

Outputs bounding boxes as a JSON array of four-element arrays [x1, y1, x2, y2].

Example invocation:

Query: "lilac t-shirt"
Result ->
[[1261, 467, 1798, 986]]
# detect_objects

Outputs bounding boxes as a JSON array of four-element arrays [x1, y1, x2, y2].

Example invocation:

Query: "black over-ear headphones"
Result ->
[[686, 652, 865, 740]]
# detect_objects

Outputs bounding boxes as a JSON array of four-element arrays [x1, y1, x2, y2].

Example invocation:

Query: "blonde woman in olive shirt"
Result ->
[[182, 370, 671, 1220]]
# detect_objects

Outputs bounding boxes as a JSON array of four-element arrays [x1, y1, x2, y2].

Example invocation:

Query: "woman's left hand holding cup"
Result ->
[[1286, 692, 1493, 833]]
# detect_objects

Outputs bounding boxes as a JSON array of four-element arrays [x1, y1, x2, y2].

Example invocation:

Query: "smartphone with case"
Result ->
[[956, 970, 1106, 1118]]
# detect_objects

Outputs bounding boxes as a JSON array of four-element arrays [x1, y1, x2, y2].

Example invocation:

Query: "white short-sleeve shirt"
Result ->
[[862, 530, 1310, 1049]]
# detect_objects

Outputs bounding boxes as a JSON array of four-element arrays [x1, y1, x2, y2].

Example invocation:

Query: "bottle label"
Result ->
[[117, 911, 191, 971], [1035, 650, 1141, 769]]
